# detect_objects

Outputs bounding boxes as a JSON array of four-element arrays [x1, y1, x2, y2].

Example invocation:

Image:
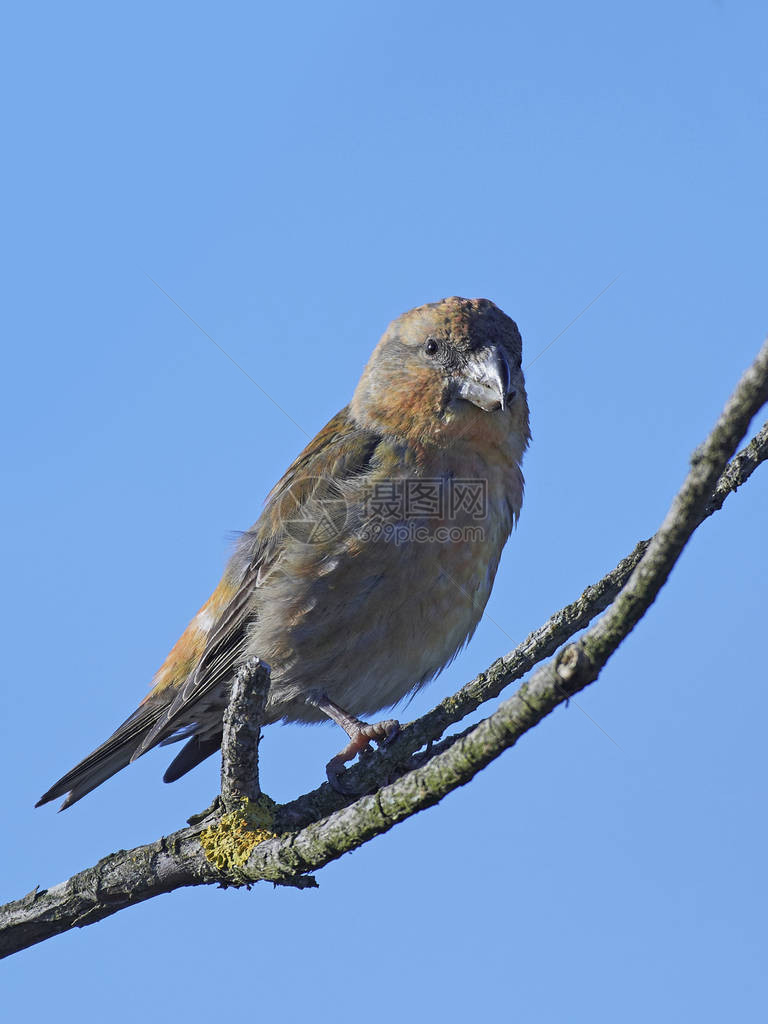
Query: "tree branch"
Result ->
[[220, 657, 270, 809], [2, 343, 767, 960]]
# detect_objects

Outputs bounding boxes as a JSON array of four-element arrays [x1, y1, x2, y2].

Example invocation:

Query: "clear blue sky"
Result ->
[[2, 2, 767, 1019]]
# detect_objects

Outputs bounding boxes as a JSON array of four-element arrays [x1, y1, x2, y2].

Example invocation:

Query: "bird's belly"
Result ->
[[250, 520, 508, 722]]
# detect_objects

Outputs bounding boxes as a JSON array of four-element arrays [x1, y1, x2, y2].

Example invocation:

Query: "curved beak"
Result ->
[[457, 345, 513, 412]]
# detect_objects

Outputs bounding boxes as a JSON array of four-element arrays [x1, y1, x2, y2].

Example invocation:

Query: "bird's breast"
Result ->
[[249, 447, 523, 722]]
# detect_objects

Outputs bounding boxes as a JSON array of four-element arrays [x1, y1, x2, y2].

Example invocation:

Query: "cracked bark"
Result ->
[[220, 657, 270, 809], [2, 340, 767, 960]]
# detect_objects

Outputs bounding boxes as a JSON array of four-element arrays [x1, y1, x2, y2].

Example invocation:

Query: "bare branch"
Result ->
[[0, 824, 217, 959], [220, 657, 270, 809], [2, 345, 766, 960]]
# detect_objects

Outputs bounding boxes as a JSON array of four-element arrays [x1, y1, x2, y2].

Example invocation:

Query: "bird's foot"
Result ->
[[305, 689, 400, 794], [325, 718, 400, 794]]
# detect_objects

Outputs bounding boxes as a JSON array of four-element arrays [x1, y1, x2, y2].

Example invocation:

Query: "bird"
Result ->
[[37, 296, 530, 809]]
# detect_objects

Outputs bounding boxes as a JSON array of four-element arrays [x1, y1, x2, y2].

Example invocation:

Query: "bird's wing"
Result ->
[[132, 406, 382, 757], [35, 700, 170, 808]]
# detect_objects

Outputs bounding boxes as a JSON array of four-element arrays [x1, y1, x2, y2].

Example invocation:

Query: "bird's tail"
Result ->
[[35, 702, 168, 810], [161, 733, 223, 783]]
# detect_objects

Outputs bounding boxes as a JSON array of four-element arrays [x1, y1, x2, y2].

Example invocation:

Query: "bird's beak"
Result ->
[[457, 346, 514, 412]]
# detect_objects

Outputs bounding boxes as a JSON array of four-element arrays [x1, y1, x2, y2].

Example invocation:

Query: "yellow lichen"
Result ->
[[199, 795, 278, 870]]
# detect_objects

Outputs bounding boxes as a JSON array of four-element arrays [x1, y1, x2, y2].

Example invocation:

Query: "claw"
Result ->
[[326, 755, 359, 795], [323, 718, 400, 793], [305, 690, 400, 791]]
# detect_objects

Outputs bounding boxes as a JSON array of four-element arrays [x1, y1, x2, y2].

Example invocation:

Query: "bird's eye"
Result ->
[[424, 338, 439, 357]]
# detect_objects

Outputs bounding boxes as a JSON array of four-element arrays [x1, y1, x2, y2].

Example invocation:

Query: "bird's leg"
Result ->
[[306, 690, 399, 793]]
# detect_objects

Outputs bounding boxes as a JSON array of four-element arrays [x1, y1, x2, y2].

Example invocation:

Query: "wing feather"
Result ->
[[132, 407, 382, 758], [35, 701, 168, 809]]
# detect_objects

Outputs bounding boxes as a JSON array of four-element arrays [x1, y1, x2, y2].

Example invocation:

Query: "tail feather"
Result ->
[[35, 702, 167, 810], [162, 734, 222, 783]]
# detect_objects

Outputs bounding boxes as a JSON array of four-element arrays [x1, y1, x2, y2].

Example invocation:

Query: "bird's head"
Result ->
[[351, 296, 530, 452]]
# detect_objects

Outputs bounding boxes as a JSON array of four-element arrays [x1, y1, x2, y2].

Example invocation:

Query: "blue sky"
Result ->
[[2, 2, 767, 1019]]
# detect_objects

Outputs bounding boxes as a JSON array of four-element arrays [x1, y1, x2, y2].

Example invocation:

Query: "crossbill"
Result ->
[[37, 296, 530, 808]]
